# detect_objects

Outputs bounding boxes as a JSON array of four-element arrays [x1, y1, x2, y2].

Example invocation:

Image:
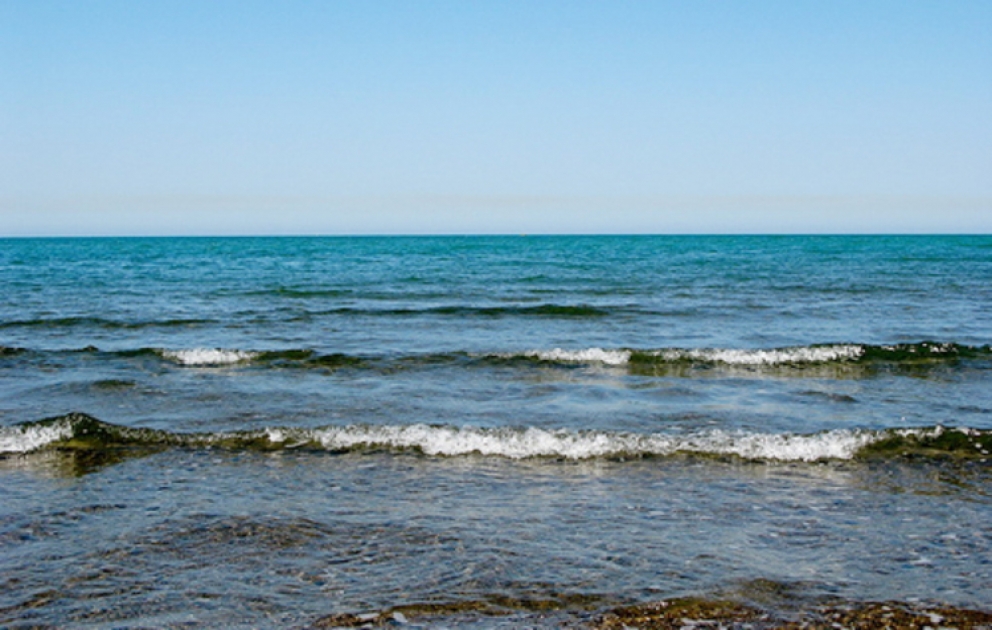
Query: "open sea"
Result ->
[[2, 235, 991, 628]]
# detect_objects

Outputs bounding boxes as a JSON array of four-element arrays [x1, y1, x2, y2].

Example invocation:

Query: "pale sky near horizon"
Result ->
[[1, 1, 990, 236]]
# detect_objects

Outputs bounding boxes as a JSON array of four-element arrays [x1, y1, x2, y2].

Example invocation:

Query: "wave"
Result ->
[[245, 287, 354, 298], [5, 342, 989, 374], [519, 347, 633, 365], [522, 342, 992, 367], [0, 316, 216, 330], [0, 305, 612, 330], [3, 413, 990, 462], [635, 345, 866, 365], [157, 348, 364, 368], [500, 342, 992, 376], [305, 304, 613, 318], [160, 348, 258, 366]]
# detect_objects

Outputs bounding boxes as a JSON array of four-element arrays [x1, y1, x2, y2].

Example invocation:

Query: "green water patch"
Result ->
[[305, 303, 614, 318], [28, 412, 184, 450], [859, 341, 992, 363], [255, 350, 365, 369], [857, 427, 992, 460], [249, 286, 354, 298], [90, 379, 138, 390]]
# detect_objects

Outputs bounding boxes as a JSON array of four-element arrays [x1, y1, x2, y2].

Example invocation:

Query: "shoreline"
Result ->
[[312, 596, 992, 629]]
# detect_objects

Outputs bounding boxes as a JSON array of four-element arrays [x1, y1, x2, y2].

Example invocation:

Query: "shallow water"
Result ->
[[1, 235, 991, 627], [3, 450, 991, 627]]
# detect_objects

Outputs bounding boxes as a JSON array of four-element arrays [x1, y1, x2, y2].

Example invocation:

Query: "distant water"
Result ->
[[2, 235, 991, 627]]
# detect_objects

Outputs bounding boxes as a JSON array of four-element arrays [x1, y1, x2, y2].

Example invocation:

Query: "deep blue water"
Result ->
[[2, 236, 991, 627]]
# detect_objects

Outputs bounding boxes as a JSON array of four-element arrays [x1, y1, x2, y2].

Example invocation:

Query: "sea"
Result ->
[[1, 235, 990, 628]]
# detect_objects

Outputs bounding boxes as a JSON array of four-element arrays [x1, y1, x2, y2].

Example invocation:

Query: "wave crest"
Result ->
[[645, 345, 865, 365], [160, 348, 258, 366], [519, 348, 633, 366], [8, 341, 987, 375], [307, 424, 875, 461], [0, 419, 75, 453], [507, 342, 990, 369], [5, 414, 989, 462]]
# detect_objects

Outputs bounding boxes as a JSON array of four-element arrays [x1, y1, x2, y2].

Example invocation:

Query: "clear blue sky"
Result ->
[[2, 0, 990, 235]]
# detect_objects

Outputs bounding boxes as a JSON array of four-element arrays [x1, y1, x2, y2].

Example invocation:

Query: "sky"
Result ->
[[1, 1, 990, 236]]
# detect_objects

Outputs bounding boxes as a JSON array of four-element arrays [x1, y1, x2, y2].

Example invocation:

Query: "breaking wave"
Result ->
[[4, 342, 988, 374], [3, 413, 990, 462], [520, 348, 633, 365], [160, 341, 992, 370], [159, 348, 259, 366], [528, 342, 990, 367], [516, 345, 869, 366]]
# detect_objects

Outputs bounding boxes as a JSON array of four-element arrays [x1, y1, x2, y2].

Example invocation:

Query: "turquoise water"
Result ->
[[2, 236, 991, 627]]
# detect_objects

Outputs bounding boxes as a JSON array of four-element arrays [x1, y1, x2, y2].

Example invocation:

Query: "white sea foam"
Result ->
[[515, 345, 864, 367], [685, 428, 875, 460], [161, 348, 258, 366], [523, 348, 632, 365], [0, 420, 960, 461], [653, 345, 865, 365], [310, 424, 877, 461], [0, 422, 74, 453]]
